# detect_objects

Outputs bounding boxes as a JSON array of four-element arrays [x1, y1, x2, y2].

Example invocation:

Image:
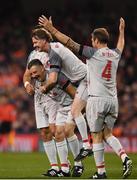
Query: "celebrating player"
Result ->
[[31, 27, 93, 160], [38, 16, 132, 179], [26, 58, 84, 177]]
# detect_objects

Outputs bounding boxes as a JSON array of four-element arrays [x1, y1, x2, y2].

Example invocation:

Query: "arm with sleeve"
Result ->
[[79, 45, 96, 59]]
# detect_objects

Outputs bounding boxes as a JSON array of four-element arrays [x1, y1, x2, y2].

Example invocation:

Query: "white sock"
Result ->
[[56, 139, 69, 172], [75, 114, 90, 149], [93, 143, 106, 174], [43, 140, 59, 170], [106, 136, 128, 162], [67, 134, 80, 158], [67, 135, 82, 167]]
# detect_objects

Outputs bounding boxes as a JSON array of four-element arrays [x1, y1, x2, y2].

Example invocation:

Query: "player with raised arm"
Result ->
[[31, 27, 93, 161], [39, 16, 132, 179]]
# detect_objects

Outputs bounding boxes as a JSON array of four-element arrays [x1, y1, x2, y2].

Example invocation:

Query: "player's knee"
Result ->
[[103, 133, 113, 141], [103, 126, 112, 140], [92, 131, 103, 143], [49, 125, 56, 136], [55, 128, 65, 142], [65, 131, 75, 138], [65, 124, 75, 138], [40, 127, 53, 142]]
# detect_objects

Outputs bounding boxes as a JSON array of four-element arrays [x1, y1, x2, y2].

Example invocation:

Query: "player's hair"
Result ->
[[31, 28, 53, 42], [92, 28, 109, 44], [32, 25, 43, 31], [28, 59, 43, 69]]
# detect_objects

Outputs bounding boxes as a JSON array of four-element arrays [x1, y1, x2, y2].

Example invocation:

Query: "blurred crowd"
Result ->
[[0, 0, 137, 136]]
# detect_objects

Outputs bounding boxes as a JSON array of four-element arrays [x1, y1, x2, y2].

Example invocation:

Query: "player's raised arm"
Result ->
[[116, 17, 125, 53], [38, 15, 80, 54]]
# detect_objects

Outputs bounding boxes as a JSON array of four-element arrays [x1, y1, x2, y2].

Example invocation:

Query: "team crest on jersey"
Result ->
[[55, 43, 59, 48], [44, 60, 50, 71]]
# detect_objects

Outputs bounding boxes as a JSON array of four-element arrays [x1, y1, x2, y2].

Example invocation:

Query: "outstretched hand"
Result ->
[[119, 17, 125, 32], [39, 15, 57, 35], [49, 16, 53, 25], [39, 15, 52, 29]]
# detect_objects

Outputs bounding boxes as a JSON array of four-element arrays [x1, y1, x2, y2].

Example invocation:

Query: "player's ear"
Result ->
[[95, 38, 99, 44]]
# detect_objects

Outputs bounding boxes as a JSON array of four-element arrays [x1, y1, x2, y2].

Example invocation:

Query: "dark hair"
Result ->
[[31, 28, 53, 42], [32, 25, 43, 30], [28, 59, 43, 69], [92, 28, 109, 44]]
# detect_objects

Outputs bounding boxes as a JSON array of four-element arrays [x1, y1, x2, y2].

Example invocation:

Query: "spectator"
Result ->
[[0, 92, 17, 150]]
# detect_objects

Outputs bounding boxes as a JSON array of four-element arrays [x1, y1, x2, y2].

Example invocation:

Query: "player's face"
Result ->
[[32, 37, 47, 52], [30, 65, 45, 82]]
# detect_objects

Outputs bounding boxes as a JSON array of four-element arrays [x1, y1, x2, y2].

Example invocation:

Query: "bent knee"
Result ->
[[65, 124, 75, 138], [40, 128, 53, 142], [49, 125, 56, 136], [55, 128, 65, 142]]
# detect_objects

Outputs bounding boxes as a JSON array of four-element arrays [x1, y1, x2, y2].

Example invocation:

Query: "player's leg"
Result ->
[[55, 124, 71, 177], [86, 97, 107, 179], [49, 123, 56, 136], [91, 131, 107, 179], [71, 79, 92, 160], [71, 96, 89, 147], [55, 106, 71, 177], [65, 116, 84, 177], [35, 103, 59, 176], [39, 127, 59, 174], [103, 126, 132, 178], [103, 97, 132, 178]]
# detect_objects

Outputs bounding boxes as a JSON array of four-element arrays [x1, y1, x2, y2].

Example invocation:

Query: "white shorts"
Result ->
[[56, 105, 73, 126], [75, 77, 88, 101], [34, 97, 59, 129], [86, 96, 118, 132]]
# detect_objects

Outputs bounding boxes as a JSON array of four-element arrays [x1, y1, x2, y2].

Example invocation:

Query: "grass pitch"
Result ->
[[0, 152, 136, 179]]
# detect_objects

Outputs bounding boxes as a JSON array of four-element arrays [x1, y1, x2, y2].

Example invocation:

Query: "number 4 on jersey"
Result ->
[[102, 60, 112, 81]]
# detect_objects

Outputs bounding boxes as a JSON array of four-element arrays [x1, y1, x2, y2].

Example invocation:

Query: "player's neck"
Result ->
[[97, 43, 107, 49]]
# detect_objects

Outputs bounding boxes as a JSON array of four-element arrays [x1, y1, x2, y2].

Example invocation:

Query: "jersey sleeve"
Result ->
[[113, 48, 122, 61], [26, 50, 37, 67], [26, 51, 33, 67], [57, 72, 70, 90], [115, 48, 122, 56], [49, 50, 62, 73], [79, 45, 96, 58]]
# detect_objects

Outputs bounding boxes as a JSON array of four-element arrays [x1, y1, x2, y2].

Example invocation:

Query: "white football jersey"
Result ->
[[34, 80, 72, 106], [27, 50, 72, 106], [27, 50, 50, 70], [82, 46, 121, 97], [49, 42, 87, 82]]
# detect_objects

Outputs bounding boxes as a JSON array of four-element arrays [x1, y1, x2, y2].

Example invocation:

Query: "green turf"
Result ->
[[0, 152, 136, 179]]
